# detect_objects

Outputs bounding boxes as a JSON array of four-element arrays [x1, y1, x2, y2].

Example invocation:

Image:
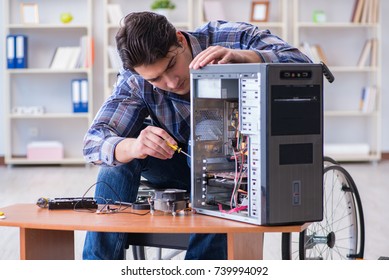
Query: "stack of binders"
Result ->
[[6, 34, 28, 69]]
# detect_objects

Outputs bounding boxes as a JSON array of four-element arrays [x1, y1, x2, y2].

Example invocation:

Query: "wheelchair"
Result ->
[[281, 156, 365, 260]]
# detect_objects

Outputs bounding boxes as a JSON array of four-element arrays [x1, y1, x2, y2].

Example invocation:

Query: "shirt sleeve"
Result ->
[[245, 27, 312, 63], [83, 72, 149, 166], [195, 21, 312, 64]]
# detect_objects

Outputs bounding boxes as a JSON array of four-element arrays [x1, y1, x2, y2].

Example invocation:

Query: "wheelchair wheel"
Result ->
[[323, 156, 339, 166], [282, 160, 365, 260]]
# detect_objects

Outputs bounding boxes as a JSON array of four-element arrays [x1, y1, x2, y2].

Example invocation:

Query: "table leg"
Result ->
[[20, 228, 74, 260], [227, 232, 264, 260]]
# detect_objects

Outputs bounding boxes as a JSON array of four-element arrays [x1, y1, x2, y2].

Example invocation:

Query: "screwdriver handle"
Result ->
[[166, 141, 182, 153], [166, 141, 191, 158]]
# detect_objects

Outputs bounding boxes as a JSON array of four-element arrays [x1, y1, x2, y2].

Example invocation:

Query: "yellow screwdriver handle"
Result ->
[[166, 141, 182, 153], [166, 141, 190, 158]]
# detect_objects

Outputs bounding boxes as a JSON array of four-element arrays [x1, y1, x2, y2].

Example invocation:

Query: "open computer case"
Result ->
[[190, 63, 329, 225]]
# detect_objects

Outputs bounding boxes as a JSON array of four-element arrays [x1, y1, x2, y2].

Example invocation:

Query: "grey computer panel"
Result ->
[[190, 63, 323, 225], [259, 63, 323, 225]]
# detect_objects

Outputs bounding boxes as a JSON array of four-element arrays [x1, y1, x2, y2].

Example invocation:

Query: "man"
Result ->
[[83, 11, 311, 260]]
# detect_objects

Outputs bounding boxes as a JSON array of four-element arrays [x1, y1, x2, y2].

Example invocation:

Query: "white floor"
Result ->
[[0, 161, 388, 260]]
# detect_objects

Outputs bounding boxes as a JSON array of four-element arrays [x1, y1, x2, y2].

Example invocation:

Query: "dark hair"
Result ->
[[116, 12, 180, 72]]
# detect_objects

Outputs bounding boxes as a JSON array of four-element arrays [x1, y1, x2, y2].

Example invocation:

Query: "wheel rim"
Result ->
[[301, 166, 358, 260], [283, 164, 360, 260]]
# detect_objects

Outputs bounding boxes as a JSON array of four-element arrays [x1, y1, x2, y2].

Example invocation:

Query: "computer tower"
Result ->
[[190, 63, 324, 225]]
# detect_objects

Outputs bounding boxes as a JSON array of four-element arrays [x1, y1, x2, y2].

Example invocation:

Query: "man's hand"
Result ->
[[115, 126, 176, 163], [189, 46, 261, 70]]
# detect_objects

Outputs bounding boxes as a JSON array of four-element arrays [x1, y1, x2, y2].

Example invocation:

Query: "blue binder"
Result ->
[[71, 79, 82, 113], [71, 79, 88, 113], [80, 79, 89, 113], [6, 35, 16, 69], [15, 35, 28, 68]]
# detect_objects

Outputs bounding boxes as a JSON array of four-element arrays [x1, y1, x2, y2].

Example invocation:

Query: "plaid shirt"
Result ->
[[83, 20, 311, 166]]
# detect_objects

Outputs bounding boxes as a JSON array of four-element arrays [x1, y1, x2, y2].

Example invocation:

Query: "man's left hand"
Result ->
[[189, 46, 261, 69]]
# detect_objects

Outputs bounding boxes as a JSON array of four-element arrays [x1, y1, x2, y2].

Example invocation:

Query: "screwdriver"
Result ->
[[166, 141, 191, 158]]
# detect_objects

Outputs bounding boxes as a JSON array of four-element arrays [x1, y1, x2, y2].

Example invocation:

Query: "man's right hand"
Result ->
[[115, 126, 176, 163]]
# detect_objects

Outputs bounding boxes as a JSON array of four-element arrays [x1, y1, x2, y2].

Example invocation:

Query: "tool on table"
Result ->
[[166, 141, 191, 158], [36, 197, 98, 210]]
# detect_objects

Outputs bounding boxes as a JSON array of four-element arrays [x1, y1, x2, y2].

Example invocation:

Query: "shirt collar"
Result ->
[[182, 31, 203, 59]]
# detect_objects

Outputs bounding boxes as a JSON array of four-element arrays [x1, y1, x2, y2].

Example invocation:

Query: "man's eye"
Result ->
[[167, 59, 176, 70], [149, 77, 161, 83]]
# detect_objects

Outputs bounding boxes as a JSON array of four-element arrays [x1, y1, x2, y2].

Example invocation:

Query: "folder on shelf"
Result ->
[[300, 42, 327, 64], [359, 87, 366, 111], [371, 0, 379, 23], [352, 0, 378, 24], [71, 79, 81, 113], [360, 0, 370, 23], [357, 39, 372, 67], [50, 47, 81, 69], [370, 38, 378, 67], [71, 79, 88, 113], [360, 86, 377, 113], [68, 47, 81, 69], [85, 37, 95, 68], [352, 0, 365, 23], [6, 35, 16, 69], [80, 79, 89, 113], [78, 36, 94, 68], [15, 35, 28, 68]]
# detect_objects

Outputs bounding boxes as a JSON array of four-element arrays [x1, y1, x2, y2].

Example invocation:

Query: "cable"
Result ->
[[81, 181, 154, 215]]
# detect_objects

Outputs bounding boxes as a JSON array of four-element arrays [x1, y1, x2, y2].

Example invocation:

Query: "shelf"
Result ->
[[324, 111, 377, 117], [7, 24, 89, 30], [324, 153, 380, 163], [3, 0, 94, 166], [5, 157, 87, 165], [294, 0, 381, 162], [327, 66, 379, 72], [7, 68, 91, 74], [106, 21, 191, 29], [324, 142, 380, 162], [296, 22, 380, 28], [10, 113, 90, 119], [248, 21, 286, 28]]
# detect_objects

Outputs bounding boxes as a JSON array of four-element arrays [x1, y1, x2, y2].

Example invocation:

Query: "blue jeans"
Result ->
[[82, 152, 227, 260]]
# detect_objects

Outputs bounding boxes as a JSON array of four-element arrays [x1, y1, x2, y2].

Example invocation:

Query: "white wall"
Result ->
[[1, 0, 388, 156]]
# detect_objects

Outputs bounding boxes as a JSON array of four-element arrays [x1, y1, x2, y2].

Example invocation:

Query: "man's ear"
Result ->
[[176, 31, 185, 46]]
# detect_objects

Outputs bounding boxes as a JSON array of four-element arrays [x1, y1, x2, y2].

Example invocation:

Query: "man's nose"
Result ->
[[164, 74, 179, 89]]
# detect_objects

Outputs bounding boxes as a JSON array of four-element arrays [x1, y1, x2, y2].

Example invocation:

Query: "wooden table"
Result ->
[[0, 203, 308, 260]]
